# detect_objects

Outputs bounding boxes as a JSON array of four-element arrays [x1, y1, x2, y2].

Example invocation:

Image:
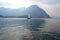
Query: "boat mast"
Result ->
[[27, 14, 31, 19]]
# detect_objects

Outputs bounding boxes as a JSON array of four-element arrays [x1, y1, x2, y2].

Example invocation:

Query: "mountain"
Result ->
[[0, 15, 3, 17], [0, 7, 26, 16], [0, 5, 50, 18], [26, 5, 50, 18]]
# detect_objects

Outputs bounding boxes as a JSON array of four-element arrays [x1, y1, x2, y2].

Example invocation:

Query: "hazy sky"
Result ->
[[32, 0, 60, 18], [0, 0, 60, 18], [34, 0, 60, 4]]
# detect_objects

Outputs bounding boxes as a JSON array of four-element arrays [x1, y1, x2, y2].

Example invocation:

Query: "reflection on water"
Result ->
[[0, 18, 60, 40]]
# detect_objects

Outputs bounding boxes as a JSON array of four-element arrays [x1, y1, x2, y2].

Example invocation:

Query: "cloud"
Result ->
[[33, 0, 60, 4], [0, 0, 34, 8], [35, 2, 60, 18]]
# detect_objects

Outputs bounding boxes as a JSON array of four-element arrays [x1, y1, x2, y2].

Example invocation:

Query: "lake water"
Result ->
[[0, 18, 60, 40]]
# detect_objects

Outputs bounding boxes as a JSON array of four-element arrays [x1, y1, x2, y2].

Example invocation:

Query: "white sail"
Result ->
[[27, 14, 31, 19]]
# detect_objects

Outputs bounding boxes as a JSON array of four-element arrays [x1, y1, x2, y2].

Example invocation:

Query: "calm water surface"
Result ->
[[0, 18, 60, 40]]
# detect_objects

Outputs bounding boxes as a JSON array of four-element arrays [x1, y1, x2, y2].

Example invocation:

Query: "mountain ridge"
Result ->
[[0, 5, 50, 18]]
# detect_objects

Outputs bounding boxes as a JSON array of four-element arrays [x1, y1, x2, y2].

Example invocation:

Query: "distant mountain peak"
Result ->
[[26, 5, 50, 18], [29, 5, 39, 8], [28, 5, 41, 10], [0, 5, 50, 18]]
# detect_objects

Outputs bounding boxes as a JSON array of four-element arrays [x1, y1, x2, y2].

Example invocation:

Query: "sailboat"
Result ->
[[27, 14, 31, 19]]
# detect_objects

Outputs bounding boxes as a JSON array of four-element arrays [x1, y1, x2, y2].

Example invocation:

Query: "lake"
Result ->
[[0, 18, 60, 40]]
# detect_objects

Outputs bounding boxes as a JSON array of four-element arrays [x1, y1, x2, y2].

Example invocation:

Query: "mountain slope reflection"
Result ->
[[27, 19, 45, 31]]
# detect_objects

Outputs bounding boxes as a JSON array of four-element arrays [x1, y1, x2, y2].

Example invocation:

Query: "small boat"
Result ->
[[27, 14, 31, 19]]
